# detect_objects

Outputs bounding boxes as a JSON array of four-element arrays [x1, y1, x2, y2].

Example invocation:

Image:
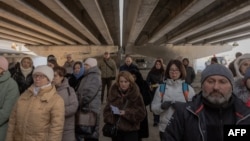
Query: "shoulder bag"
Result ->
[[102, 100, 128, 137], [75, 87, 100, 135]]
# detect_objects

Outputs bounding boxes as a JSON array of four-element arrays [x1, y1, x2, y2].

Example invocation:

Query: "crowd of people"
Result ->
[[1, 51, 250, 141]]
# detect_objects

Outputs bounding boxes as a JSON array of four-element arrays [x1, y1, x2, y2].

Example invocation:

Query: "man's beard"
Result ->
[[202, 90, 231, 106]]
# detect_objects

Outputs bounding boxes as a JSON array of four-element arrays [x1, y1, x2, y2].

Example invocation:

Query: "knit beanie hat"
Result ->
[[201, 64, 234, 87], [244, 67, 250, 81], [85, 58, 97, 67], [0, 56, 9, 71], [33, 65, 54, 82]]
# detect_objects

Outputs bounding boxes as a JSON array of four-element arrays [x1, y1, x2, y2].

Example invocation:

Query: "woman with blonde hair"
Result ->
[[10, 56, 34, 94], [103, 71, 146, 141]]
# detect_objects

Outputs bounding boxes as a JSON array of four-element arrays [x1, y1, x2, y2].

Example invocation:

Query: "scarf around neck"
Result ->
[[73, 67, 84, 79]]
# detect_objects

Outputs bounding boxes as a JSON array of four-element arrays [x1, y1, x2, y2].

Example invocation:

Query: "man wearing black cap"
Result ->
[[162, 64, 250, 141]]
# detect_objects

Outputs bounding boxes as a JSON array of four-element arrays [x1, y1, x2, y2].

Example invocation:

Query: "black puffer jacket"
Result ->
[[11, 66, 34, 94], [163, 93, 250, 141]]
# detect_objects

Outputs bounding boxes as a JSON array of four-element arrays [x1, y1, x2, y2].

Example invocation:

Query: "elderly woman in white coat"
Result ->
[[53, 66, 79, 141], [75, 58, 102, 141], [151, 59, 195, 141]]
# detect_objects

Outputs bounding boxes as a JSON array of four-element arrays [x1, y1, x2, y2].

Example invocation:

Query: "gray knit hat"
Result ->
[[201, 64, 234, 87]]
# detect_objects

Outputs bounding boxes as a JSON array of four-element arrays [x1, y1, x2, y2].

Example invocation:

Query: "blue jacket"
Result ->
[[163, 93, 250, 141]]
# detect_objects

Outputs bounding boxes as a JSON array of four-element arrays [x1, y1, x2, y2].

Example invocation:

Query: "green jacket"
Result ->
[[0, 71, 19, 141], [98, 58, 117, 78]]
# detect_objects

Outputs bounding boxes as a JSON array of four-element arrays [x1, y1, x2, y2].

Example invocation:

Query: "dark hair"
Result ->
[[47, 54, 56, 61], [211, 57, 218, 63], [73, 61, 83, 69], [53, 66, 66, 77], [236, 52, 242, 58], [150, 59, 165, 73], [182, 58, 189, 63], [129, 69, 144, 83], [165, 59, 186, 80], [47, 59, 59, 68]]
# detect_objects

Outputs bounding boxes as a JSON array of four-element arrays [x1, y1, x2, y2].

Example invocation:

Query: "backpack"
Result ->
[[159, 82, 189, 102]]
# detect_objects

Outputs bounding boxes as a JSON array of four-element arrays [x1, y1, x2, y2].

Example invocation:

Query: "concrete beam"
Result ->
[[80, 0, 113, 45], [190, 18, 250, 44], [125, 0, 159, 45], [0, 7, 74, 44], [168, 1, 250, 43], [0, 33, 39, 45], [3, 0, 88, 45], [0, 28, 51, 45], [131, 44, 234, 61], [148, 0, 214, 43], [40, 0, 100, 45], [0, 20, 63, 44], [25, 45, 119, 64]]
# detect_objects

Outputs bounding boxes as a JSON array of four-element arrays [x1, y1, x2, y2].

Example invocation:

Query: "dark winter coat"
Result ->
[[163, 93, 250, 141], [119, 63, 139, 72], [184, 66, 196, 85], [129, 69, 152, 138], [11, 66, 34, 94], [68, 74, 84, 91], [103, 83, 146, 132], [146, 69, 164, 94]]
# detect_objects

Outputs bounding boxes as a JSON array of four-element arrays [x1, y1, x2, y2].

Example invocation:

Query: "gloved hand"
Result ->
[[161, 101, 173, 110]]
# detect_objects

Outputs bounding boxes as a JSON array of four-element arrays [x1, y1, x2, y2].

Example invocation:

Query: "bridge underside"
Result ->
[[0, 0, 249, 61]]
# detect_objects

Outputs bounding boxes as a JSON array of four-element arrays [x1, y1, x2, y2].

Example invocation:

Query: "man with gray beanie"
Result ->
[[162, 64, 250, 141]]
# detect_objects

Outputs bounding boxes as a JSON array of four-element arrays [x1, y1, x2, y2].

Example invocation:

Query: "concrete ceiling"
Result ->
[[0, 0, 250, 57]]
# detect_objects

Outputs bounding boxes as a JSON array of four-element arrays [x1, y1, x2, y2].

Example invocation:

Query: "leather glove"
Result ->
[[161, 101, 173, 110]]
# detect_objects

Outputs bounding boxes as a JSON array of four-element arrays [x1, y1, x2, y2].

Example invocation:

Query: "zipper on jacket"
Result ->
[[187, 106, 205, 141]]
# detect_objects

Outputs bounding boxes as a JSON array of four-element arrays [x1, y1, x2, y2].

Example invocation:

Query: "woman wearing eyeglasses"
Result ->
[[151, 59, 196, 141], [5, 65, 65, 141]]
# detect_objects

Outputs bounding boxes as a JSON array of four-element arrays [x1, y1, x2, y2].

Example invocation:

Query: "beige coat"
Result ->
[[5, 85, 65, 141]]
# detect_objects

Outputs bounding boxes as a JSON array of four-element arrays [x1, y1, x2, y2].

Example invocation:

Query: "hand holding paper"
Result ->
[[110, 105, 120, 115]]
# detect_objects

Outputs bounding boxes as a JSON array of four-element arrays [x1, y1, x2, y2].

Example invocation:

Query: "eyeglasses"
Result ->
[[169, 69, 180, 73], [33, 74, 47, 79]]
